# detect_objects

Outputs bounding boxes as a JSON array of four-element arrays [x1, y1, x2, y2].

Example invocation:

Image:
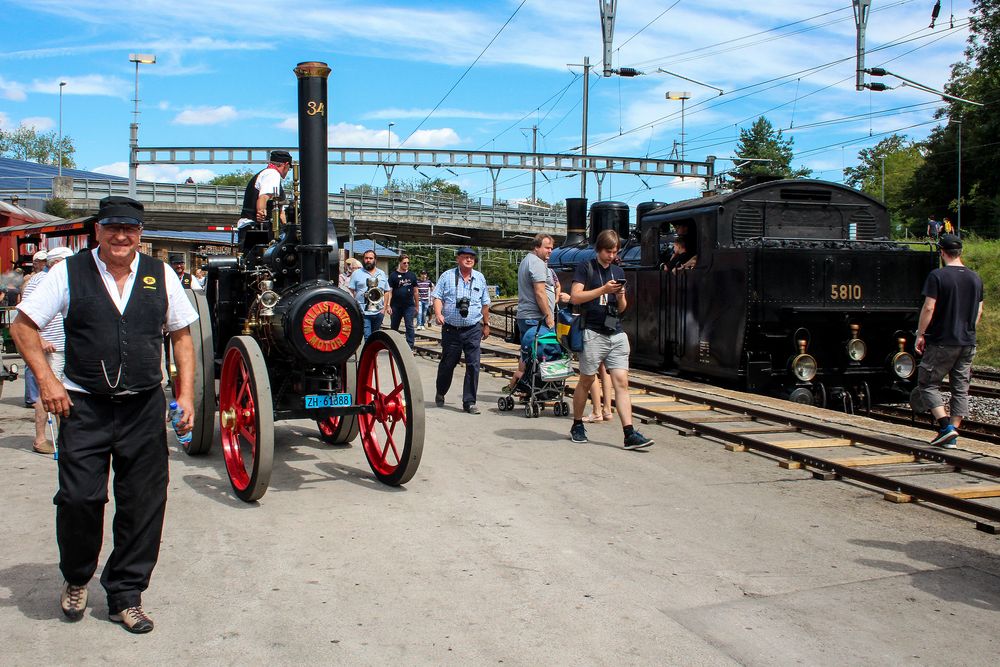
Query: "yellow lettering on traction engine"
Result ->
[[306, 101, 325, 116], [829, 284, 863, 301]]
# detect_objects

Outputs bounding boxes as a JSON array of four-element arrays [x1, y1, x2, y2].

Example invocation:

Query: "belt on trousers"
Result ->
[[444, 323, 480, 332], [68, 387, 157, 403]]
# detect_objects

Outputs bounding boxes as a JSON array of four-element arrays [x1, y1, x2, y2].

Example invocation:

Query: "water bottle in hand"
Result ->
[[168, 401, 192, 446]]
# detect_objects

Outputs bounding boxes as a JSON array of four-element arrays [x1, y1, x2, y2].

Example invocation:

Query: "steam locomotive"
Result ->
[[181, 62, 424, 501], [548, 180, 937, 411]]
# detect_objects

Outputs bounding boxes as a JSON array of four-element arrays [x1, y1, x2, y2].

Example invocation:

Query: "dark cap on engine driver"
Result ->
[[269, 150, 293, 164]]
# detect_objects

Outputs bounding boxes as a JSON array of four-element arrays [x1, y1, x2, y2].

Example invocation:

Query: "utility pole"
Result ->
[[600, 1, 617, 77], [520, 124, 538, 203], [567, 57, 593, 198], [853, 1, 871, 91]]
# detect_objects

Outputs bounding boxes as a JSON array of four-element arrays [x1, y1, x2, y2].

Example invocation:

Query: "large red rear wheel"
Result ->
[[356, 331, 424, 485], [219, 336, 273, 502]]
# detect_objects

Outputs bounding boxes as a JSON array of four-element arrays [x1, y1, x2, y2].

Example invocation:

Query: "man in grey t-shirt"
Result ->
[[505, 234, 558, 393], [516, 234, 556, 329]]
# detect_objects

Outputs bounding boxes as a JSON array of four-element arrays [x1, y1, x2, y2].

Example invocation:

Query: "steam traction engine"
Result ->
[[181, 62, 424, 501]]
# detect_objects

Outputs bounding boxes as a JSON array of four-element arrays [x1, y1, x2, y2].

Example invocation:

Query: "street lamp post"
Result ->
[[128, 53, 156, 197], [58, 81, 66, 177], [387, 122, 395, 149], [666, 92, 691, 162]]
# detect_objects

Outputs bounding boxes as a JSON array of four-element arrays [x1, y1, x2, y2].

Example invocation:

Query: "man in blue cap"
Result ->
[[11, 195, 199, 634], [432, 246, 491, 414]]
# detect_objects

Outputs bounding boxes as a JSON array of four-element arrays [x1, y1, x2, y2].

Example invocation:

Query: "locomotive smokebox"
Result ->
[[590, 201, 629, 244], [564, 198, 588, 246], [294, 61, 332, 282]]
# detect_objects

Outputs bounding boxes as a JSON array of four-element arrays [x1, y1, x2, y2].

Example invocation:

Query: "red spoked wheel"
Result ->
[[356, 330, 424, 486], [219, 336, 274, 502], [316, 355, 360, 445]]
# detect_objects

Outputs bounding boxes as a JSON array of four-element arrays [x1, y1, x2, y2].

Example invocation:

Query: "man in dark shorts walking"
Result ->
[[914, 234, 984, 448]]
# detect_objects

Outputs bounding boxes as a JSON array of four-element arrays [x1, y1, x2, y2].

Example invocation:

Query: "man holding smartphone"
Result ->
[[568, 229, 653, 449]]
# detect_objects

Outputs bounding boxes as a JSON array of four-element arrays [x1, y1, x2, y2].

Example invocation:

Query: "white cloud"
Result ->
[[0, 76, 26, 101], [405, 128, 462, 149], [19, 117, 55, 132], [0, 112, 12, 130], [328, 122, 392, 146], [276, 116, 297, 131], [91, 161, 218, 184], [172, 105, 239, 126], [28, 74, 127, 97]]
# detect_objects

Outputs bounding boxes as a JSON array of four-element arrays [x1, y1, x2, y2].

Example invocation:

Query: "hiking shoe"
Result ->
[[930, 425, 958, 448], [60, 581, 88, 621], [570, 423, 588, 443], [435, 394, 445, 407], [110, 605, 154, 634], [624, 431, 654, 450]]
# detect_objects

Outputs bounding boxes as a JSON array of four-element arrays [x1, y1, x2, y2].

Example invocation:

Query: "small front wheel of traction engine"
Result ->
[[316, 355, 360, 445]]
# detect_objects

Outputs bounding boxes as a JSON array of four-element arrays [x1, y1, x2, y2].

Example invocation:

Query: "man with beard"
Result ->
[[348, 249, 389, 340]]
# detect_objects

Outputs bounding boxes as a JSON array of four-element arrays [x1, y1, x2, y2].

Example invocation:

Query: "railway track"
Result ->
[[415, 327, 1000, 533]]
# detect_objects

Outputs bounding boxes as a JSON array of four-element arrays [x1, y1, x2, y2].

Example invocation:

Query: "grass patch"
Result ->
[[960, 238, 1000, 367]]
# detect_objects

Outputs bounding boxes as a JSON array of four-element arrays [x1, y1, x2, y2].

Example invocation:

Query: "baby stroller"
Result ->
[[498, 324, 573, 418]]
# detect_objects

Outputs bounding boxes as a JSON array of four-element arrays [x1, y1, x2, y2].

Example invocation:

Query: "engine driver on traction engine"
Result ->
[[236, 150, 293, 250]]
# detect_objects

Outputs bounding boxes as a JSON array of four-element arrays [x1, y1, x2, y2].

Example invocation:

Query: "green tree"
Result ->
[[208, 170, 258, 187], [844, 134, 925, 237], [729, 116, 811, 188], [910, 0, 1000, 237], [0, 126, 75, 168], [44, 197, 73, 218]]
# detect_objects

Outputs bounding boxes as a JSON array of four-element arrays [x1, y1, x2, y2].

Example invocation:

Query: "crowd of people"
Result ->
[[2, 160, 984, 637]]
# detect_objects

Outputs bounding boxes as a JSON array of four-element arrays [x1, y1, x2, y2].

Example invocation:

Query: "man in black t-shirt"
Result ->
[[387, 254, 419, 349], [568, 229, 653, 450], [915, 234, 984, 448]]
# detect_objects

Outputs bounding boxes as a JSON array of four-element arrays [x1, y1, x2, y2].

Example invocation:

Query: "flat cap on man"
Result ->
[[168, 253, 185, 264], [938, 233, 963, 251], [32, 250, 48, 261], [97, 196, 145, 225], [455, 246, 478, 257], [47, 247, 74, 260], [269, 150, 293, 164]]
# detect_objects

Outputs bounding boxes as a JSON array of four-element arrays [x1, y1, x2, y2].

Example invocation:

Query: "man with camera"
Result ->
[[568, 229, 653, 450], [432, 247, 491, 414]]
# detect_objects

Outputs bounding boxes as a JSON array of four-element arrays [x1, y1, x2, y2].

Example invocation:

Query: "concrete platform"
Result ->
[[1, 356, 998, 665]]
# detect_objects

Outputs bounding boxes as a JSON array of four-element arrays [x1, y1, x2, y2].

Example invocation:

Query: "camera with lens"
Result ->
[[456, 296, 471, 318], [603, 302, 620, 331]]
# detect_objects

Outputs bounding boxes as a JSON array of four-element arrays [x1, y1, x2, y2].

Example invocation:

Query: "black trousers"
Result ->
[[436, 323, 482, 406], [54, 387, 168, 614]]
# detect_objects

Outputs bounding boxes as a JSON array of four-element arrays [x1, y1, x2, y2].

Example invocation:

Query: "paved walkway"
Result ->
[[0, 357, 998, 665]]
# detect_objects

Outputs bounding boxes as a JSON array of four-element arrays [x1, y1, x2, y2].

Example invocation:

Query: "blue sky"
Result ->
[[0, 1, 975, 206]]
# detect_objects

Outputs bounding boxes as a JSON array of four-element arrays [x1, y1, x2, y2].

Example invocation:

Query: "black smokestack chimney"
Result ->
[[564, 197, 587, 246], [294, 61, 331, 282]]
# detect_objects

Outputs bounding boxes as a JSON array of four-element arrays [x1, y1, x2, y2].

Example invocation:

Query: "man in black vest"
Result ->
[[236, 150, 292, 250], [11, 196, 199, 634], [169, 253, 194, 289]]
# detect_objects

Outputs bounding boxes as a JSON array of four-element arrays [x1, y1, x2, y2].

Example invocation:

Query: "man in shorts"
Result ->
[[568, 229, 653, 450], [915, 233, 984, 448]]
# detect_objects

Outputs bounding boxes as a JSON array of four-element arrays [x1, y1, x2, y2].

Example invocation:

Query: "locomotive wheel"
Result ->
[[356, 331, 424, 486], [219, 336, 274, 502], [316, 355, 360, 445], [175, 289, 216, 455]]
